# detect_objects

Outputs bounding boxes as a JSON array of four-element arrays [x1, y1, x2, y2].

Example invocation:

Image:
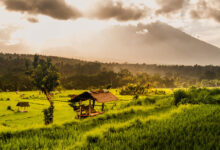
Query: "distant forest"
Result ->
[[0, 53, 220, 91]]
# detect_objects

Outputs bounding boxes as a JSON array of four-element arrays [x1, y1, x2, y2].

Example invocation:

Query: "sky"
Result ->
[[0, 0, 220, 64]]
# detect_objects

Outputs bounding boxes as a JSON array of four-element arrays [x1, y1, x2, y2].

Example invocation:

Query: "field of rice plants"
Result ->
[[0, 89, 219, 149]]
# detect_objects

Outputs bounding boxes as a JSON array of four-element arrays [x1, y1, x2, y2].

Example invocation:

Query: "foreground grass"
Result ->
[[0, 89, 219, 149], [86, 104, 220, 150], [0, 104, 219, 150]]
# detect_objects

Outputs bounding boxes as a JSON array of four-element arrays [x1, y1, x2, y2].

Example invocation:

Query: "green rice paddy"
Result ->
[[0, 89, 219, 149]]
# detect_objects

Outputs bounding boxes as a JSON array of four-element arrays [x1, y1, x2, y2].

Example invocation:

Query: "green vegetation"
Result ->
[[120, 84, 150, 95], [174, 87, 220, 105], [1, 53, 220, 91], [0, 54, 219, 149], [0, 89, 219, 149], [86, 105, 219, 150], [0, 90, 80, 132], [30, 55, 60, 125]]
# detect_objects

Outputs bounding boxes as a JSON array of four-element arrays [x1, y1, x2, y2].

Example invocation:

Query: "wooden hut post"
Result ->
[[79, 100, 82, 119], [93, 99, 95, 108], [102, 103, 105, 111], [89, 99, 91, 116]]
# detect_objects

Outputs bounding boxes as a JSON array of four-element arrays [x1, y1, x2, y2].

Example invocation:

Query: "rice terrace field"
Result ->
[[0, 88, 219, 149], [1, 0, 220, 148]]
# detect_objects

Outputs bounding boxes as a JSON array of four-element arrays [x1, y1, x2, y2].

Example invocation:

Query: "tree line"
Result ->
[[0, 53, 220, 91]]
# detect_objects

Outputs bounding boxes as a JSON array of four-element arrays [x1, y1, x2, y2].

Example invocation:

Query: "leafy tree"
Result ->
[[31, 57, 60, 124]]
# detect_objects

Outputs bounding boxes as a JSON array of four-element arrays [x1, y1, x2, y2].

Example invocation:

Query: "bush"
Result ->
[[209, 88, 220, 95], [7, 106, 12, 111], [43, 102, 54, 125], [174, 88, 220, 105], [120, 84, 149, 95], [133, 95, 139, 100], [174, 90, 188, 106]]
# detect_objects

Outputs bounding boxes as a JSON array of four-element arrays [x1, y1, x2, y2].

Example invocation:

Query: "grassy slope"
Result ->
[[0, 90, 219, 149], [86, 105, 220, 150]]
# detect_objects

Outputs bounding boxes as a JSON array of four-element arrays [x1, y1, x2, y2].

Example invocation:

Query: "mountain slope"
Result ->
[[86, 22, 220, 65]]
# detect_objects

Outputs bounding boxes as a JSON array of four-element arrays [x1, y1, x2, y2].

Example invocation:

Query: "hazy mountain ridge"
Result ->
[[145, 22, 220, 65], [92, 22, 220, 65]]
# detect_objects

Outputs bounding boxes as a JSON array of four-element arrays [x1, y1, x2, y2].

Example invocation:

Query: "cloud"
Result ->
[[190, 0, 220, 23], [88, 0, 148, 21], [2, 0, 82, 20], [0, 26, 30, 53], [156, 0, 185, 14]]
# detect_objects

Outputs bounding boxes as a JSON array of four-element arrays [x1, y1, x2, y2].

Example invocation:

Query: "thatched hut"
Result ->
[[16, 102, 30, 112], [69, 90, 118, 118]]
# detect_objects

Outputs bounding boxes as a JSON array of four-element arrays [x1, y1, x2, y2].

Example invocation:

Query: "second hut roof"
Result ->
[[16, 102, 30, 107]]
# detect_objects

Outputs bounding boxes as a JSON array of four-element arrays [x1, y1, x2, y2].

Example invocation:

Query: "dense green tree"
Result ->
[[32, 58, 60, 102]]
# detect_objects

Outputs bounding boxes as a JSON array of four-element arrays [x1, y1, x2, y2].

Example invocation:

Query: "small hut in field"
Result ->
[[16, 102, 30, 112], [69, 90, 118, 118]]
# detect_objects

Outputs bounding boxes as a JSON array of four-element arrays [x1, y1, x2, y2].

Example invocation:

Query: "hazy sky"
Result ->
[[0, 0, 220, 63]]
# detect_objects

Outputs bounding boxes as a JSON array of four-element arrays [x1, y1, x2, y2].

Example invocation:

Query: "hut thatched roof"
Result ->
[[69, 90, 118, 103], [16, 102, 30, 107]]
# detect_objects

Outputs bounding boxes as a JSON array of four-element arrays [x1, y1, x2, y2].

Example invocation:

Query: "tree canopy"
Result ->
[[32, 57, 60, 95]]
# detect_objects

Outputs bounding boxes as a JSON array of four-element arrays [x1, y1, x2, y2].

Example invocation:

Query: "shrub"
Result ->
[[174, 88, 220, 105], [209, 88, 220, 95], [133, 95, 139, 100], [43, 103, 54, 125], [7, 106, 12, 111], [120, 84, 149, 95], [174, 90, 188, 106]]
